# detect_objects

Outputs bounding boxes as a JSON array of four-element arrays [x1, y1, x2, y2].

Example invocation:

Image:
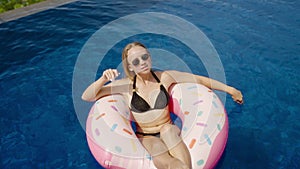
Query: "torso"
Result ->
[[132, 108, 172, 133], [116, 71, 175, 134]]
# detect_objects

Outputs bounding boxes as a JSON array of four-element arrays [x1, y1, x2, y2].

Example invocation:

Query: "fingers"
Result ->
[[238, 92, 244, 104], [232, 94, 244, 104], [236, 99, 244, 104], [231, 89, 243, 104], [102, 69, 120, 81]]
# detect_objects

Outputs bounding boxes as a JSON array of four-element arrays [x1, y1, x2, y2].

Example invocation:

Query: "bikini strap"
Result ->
[[133, 75, 137, 91], [150, 70, 161, 83], [133, 70, 160, 91]]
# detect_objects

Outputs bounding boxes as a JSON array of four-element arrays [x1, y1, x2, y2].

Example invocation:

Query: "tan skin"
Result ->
[[82, 44, 243, 169]]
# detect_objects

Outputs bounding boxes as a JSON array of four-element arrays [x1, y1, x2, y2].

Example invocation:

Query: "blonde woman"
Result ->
[[82, 42, 243, 169]]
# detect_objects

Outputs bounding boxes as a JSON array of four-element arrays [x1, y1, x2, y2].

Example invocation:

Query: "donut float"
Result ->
[[86, 83, 228, 169]]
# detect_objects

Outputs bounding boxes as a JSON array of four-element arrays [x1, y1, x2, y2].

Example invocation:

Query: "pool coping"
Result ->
[[0, 0, 78, 24]]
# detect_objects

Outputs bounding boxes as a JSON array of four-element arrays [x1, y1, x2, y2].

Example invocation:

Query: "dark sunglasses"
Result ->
[[131, 54, 150, 66]]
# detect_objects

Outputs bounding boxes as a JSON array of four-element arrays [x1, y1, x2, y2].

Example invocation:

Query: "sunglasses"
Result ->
[[131, 54, 150, 66]]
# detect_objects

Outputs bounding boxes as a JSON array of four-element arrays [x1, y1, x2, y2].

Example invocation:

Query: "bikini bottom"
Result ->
[[135, 131, 160, 138]]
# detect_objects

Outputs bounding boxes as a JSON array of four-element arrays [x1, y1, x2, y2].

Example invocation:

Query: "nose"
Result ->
[[140, 58, 147, 65]]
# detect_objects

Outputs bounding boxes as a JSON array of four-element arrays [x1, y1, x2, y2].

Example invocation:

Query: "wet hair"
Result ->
[[122, 42, 147, 81]]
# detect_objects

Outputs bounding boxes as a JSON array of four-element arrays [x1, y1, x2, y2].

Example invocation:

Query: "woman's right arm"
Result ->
[[81, 69, 119, 102]]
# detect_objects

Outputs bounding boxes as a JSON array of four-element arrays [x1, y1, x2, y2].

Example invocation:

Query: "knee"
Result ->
[[151, 141, 167, 153], [142, 138, 168, 156], [160, 124, 183, 148], [160, 124, 181, 138]]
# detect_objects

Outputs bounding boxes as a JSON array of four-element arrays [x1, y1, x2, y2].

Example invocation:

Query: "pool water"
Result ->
[[0, 0, 299, 168]]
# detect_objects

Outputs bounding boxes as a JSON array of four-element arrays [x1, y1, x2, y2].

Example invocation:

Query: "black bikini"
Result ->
[[130, 70, 170, 113], [135, 131, 161, 137], [131, 70, 170, 137]]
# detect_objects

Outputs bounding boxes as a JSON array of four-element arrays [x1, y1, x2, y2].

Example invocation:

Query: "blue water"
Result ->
[[1, 0, 299, 168]]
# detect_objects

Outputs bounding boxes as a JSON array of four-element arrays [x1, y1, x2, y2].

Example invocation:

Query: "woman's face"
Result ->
[[127, 45, 152, 75]]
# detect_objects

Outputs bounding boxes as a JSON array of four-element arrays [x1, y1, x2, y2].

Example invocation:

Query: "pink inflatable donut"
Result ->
[[86, 83, 228, 169]]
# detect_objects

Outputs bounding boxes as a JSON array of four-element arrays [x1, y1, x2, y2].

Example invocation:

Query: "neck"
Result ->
[[136, 71, 152, 85]]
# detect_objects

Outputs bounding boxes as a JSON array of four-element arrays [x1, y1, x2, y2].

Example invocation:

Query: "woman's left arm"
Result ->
[[164, 70, 243, 104]]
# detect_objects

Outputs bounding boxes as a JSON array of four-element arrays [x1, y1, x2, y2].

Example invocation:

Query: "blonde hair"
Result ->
[[122, 42, 147, 81]]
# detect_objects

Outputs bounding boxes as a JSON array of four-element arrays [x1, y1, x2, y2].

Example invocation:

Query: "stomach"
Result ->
[[132, 107, 172, 134]]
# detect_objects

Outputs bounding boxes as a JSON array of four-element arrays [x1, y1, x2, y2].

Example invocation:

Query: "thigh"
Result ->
[[139, 136, 169, 157], [160, 124, 182, 148], [140, 136, 189, 169], [160, 124, 192, 168]]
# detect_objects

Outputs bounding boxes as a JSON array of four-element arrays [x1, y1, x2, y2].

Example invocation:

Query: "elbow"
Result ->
[[196, 76, 206, 85], [81, 94, 95, 102], [81, 94, 88, 101], [199, 76, 212, 88]]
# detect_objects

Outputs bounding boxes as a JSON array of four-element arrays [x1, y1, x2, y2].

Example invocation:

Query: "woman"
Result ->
[[82, 42, 243, 169]]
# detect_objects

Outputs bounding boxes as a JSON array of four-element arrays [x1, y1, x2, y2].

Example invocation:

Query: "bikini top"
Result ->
[[130, 70, 170, 113]]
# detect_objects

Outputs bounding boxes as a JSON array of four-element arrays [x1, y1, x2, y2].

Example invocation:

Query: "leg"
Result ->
[[140, 136, 189, 169], [160, 124, 192, 168]]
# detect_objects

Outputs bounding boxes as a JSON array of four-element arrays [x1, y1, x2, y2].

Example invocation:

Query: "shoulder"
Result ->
[[159, 70, 199, 87], [161, 70, 182, 80], [152, 70, 173, 80], [153, 70, 178, 89]]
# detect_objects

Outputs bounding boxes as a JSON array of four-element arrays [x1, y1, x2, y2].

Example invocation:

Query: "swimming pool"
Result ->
[[0, 0, 299, 168]]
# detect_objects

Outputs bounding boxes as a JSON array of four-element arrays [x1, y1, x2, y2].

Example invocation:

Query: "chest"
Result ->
[[133, 82, 161, 107]]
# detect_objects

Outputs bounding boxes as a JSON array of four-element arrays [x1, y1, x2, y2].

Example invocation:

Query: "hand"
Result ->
[[102, 69, 120, 82], [230, 87, 243, 104]]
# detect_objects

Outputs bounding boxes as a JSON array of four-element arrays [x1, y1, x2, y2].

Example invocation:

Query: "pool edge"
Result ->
[[0, 0, 78, 24]]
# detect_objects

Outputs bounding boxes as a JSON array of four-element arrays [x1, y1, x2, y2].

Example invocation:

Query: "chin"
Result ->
[[138, 67, 151, 74]]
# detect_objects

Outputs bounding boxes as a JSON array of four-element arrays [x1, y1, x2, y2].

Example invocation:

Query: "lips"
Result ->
[[140, 65, 148, 70]]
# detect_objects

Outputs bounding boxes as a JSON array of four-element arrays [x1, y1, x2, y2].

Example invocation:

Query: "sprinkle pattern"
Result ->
[[217, 124, 221, 131], [95, 128, 100, 136], [184, 111, 190, 115], [189, 139, 196, 149], [108, 100, 118, 102], [212, 101, 218, 108], [123, 128, 133, 135], [111, 124, 118, 132], [214, 113, 224, 116], [187, 85, 197, 90], [204, 134, 212, 145], [197, 159, 204, 166], [111, 105, 118, 112], [96, 113, 106, 120], [196, 122, 207, 127], [115, 146, 122, 153], [130, 139, 137, 152], [193, 100, 203, 105]]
